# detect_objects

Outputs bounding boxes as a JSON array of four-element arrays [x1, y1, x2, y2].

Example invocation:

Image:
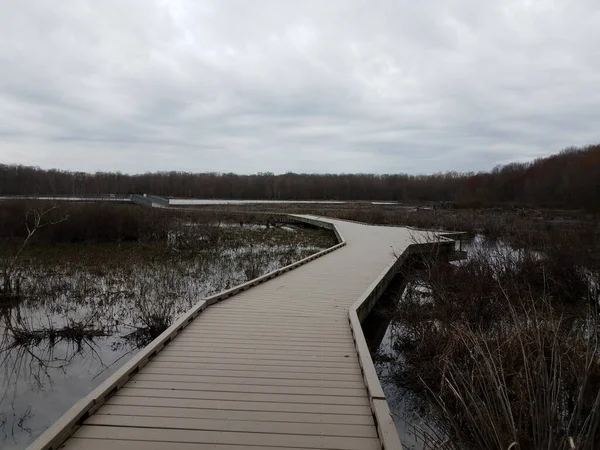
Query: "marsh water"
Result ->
[[0, 221, 335, 449]]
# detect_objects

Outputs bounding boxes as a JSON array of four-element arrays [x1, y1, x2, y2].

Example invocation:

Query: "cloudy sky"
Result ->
[[0, 0, 599, 174]]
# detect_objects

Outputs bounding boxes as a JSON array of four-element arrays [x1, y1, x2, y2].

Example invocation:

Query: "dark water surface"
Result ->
[[0, 335, 134, 449]]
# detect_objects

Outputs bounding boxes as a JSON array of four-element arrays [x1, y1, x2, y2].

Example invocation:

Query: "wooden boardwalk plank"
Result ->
[[72, 425, 381, 450], [127, 380, 366, 397], [141, 360, 363, 375], [96, 404, 376, 425], [139, 365, 365, 382], [115, 387, 371, 406], [172, 338, 354, 348], [178, 330, 353, 341], [157, 348, 359, 363], [108, 395, 374, 415], [151, 355, 360, 369], [86, 414, 378, 438], [62, 439, 321, 450], [132, 373, 366, 388], [169, 342, 357, 354]]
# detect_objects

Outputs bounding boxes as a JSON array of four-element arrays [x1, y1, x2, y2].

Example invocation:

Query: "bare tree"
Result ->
[[1, 206, 69, 300]]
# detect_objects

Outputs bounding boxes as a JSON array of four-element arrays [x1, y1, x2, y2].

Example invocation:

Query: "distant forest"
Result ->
[[1, 144, 599, 211]]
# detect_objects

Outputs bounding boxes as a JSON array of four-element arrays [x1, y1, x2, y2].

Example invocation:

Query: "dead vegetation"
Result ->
[[376, 229, 600, 450], [1, 205, 69, 305]]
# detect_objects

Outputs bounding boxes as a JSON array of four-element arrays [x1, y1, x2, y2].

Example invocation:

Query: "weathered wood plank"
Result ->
[[152, 354, 359, 369], [173, 335, 354, 348], [72, 425, 381, 450], [170, 342, 357, 353], [143, 360, 362, 375], [61, 438, 319, 450], [96, 404, 375, 425], [132, 372, 365, 388], [127, 380, 365, 397], [116, 387, 371, 406], [140, 364, 364, 381], [108, 395, 373, 415], [86, 414, 378, 438], [158, 348, 359, 363]]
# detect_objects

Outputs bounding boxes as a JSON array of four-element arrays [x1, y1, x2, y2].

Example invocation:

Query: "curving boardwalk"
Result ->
[[29, 216, 454, 450]]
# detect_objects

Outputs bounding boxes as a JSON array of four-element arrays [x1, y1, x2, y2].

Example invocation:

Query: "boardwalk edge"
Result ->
[[348, 231, 456, 450]]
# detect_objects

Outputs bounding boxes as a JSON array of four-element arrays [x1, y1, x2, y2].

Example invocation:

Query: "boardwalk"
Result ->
[[29, 216, 454, 450]]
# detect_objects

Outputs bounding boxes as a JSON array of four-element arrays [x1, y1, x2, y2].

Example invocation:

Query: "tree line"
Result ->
[[1, 144, 598, 210]]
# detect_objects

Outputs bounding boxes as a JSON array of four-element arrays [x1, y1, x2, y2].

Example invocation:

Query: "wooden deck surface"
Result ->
[[36, 216, 443, 450]]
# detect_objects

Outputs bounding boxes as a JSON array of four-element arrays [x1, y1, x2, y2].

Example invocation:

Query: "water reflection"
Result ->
[[0, 329, 131, 449], [364, 269, 432, 450]]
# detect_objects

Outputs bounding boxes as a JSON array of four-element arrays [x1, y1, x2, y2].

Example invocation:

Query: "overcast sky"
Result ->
[[0, 1, 599, 174]]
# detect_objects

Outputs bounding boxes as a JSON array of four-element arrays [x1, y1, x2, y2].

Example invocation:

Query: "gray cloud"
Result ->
[[0, 0, 599, 174]]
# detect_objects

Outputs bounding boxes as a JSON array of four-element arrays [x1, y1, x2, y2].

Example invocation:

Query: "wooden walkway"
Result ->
[[29, 216, 454, 450]]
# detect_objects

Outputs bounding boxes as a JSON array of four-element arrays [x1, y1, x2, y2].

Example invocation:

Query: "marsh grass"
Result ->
[[378, 233, 600, 450]]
